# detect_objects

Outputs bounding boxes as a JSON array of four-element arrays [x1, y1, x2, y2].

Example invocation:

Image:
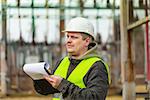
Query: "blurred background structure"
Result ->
[[0, 0, 150, 100]]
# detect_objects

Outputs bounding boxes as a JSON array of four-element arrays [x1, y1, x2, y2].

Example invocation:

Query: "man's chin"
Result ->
[[68, 52, 73, 55], [68, 51, 75, 55], [67, 50, 73, 53]]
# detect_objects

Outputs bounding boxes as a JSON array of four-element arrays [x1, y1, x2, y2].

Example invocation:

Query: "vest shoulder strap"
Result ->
[[54, 57, 70, 78]]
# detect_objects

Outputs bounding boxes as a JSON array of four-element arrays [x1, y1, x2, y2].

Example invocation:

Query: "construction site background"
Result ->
[[0, 0, 150, 99]]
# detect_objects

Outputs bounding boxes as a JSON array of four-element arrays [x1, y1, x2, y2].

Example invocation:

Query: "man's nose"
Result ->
[[67, 37, 72, 42]]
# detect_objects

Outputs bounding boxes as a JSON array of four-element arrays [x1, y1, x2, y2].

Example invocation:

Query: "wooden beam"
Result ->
[[127, 16, 150, 30], [1, 0, 8, 96]]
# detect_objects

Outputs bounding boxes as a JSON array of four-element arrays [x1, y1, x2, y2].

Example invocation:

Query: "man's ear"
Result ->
[[84, 37, 90, 47]]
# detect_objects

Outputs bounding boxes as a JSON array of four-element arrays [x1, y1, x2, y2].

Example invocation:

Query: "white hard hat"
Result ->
[[63, 17, 95, 40]]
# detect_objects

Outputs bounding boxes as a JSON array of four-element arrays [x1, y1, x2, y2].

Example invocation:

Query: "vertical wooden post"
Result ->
[[1, 0, 8, 96], [120, 0, 135, 100], [127, 0, 135, 83], [59, 0, 65, 57]]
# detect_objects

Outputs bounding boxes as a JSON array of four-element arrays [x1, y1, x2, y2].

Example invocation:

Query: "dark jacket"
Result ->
[[34, 42, 109, 100]]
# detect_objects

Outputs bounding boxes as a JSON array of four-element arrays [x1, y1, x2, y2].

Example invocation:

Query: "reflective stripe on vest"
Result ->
[[54, 57, 110, 88]]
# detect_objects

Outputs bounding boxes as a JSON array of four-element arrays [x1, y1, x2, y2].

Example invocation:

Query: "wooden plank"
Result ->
[[127, 16, 150, 30]]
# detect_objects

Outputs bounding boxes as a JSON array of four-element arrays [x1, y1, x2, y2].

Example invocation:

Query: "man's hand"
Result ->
[[44, 75, 63, 89]]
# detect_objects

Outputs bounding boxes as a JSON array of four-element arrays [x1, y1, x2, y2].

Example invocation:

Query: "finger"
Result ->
[[44, 75, 53, 83]]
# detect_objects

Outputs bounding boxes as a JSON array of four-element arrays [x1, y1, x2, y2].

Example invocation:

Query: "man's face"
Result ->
[[65, 32, 89, 57]]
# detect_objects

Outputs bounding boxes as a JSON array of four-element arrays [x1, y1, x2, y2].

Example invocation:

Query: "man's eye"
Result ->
[[66, 35, 79, 39], [71, 36, 78, 39]]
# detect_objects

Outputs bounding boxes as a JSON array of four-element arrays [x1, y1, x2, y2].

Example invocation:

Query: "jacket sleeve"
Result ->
[[33, 79, 59, 95], [33, 59, 62, 95], [57, 61, 109, 100]]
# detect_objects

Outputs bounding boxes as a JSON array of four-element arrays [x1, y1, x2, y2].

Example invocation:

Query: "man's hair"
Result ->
[[81, 33, 94, 42]]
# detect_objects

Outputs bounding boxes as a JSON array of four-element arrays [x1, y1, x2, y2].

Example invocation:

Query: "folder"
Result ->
[[23, 62, 51, 80]]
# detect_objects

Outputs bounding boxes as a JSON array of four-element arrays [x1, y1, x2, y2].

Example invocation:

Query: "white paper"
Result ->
[[23, 62, 50, 80]]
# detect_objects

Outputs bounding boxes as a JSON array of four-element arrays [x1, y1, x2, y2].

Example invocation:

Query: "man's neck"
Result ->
[[69, 48, 88, 59], [70, 52, 86, 59], [70, 55, 80, 59]]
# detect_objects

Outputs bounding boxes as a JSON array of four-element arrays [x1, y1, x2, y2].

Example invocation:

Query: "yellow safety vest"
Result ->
[[52, 98, 60, 100], [54, 57, 111, 88]]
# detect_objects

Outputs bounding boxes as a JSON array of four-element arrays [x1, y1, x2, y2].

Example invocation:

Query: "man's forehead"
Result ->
[[65, 32, 82, 36]]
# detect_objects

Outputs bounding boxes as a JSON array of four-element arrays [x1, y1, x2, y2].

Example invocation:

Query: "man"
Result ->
[[34, 17, 110, 100]]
